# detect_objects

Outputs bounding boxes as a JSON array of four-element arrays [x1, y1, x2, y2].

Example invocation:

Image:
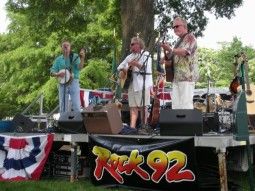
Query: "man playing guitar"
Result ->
[[117, 36, 153, 129], [161, 17, 198, 109], [50, 40, 85, 113]]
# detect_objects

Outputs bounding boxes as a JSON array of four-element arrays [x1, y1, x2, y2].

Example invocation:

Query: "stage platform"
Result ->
[[5, 131, 255, 150], [2, 132, 255, 190]]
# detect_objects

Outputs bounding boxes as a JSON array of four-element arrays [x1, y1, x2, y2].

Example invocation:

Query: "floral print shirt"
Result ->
[[173, 33, 198, 82]]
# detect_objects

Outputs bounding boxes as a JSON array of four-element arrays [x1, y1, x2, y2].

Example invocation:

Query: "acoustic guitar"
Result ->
[[246, 84, 255, 115], [119, 67, 133, 90], [243, 55, 255, 115], [162, 33, 174, 82], [119, 51, 145, 90], [163, 33, 189, 82], [231, 53, 255, 115], [164, 59, 174, 82]]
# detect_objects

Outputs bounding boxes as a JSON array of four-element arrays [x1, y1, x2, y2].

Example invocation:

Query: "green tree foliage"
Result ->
[[6, 0, 121, 60], [155, 0, 243, 37], [80, 59, 112, 89], [197, 38, 255, 88], [0, 0, 119, 118], [196, 48, 219, 88], [216, 37, 255, 84]]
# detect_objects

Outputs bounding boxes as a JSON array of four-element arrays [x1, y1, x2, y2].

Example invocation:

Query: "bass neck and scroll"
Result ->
[[148, 75, 164, 128]]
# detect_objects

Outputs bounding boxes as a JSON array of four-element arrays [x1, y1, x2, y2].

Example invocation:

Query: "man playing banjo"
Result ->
[[50, 39, 85, 113]]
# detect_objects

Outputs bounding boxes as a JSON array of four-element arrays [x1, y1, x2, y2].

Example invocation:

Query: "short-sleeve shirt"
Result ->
[[50, 53, 80, 79], [173, 33, 198, 82]]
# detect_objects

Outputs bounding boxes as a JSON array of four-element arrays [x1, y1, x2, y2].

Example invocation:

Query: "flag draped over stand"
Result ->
[[0, 134, 54, 181]]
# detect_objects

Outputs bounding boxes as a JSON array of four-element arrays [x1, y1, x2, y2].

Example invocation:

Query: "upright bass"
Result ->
[[148, 35, 165, 128]]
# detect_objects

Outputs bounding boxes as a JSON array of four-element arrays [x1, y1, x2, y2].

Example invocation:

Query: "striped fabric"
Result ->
[[0, 134, 53, 181]]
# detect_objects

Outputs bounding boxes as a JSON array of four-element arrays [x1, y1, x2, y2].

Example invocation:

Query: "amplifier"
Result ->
[[82, 104, 122, 134], [159, 109, 205, 136]]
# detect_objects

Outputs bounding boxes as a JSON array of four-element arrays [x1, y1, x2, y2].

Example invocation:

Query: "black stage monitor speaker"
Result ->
[[12, 113, 36, 133], [58, 112, 86, 134], [82, 104, 122, 134], [159, 109, 205, 136]]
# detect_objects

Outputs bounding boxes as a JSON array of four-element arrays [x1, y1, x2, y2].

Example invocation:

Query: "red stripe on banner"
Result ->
[[91, 92, 114, 99], [80, 90, 85, 107], [91, 92, 102, 97], [0, 134, 54, 181], [31, 134, 54, 180], [9, 138, 27, 149], [1, 176, 27, 181], [104, 93, 114, 99]]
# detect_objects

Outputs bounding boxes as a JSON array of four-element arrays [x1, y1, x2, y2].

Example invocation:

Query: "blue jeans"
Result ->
[[58, 79, 81, 113]]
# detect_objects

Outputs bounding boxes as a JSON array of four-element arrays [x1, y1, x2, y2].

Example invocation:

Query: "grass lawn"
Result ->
[[0, 170, 252, 191], [0, 177, 130, 191]]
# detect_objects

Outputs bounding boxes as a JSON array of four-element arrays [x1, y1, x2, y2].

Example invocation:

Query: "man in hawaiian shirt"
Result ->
[[161, 17, 198, 109]]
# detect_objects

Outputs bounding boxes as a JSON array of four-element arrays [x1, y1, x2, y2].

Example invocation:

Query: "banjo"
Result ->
[[58, 69, 73, 85], [56, 48, 85, 85]]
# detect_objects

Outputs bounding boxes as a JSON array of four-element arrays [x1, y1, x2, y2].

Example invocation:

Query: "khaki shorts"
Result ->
[[128, 84, 150, 107]]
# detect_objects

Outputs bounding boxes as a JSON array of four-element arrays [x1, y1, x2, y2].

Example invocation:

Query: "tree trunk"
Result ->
[[120, 0, 155, 60]]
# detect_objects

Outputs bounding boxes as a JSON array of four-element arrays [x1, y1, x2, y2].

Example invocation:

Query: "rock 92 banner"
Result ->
[[88, 136, 198, 191]]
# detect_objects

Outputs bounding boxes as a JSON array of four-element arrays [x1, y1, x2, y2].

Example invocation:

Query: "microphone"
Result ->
[[63, 46, 69, 58]]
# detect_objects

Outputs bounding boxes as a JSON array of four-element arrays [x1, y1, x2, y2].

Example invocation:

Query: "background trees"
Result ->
[[197, 38, 255, 88], [0, 0, 254, 119]]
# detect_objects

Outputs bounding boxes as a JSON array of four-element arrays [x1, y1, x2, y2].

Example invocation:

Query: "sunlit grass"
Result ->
[[0, 170, 252, 191], [0, 177, 129, 191]]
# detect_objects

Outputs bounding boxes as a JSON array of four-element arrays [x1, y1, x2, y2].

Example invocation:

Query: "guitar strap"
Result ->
[[166, 32, 189, 63], [69, 52, 79, 72], [138, 50, 151, 74], [132, 50, 147, 74], [69, 52, 74, 65], [139, 50, 146, 61], [139, 52, 151, 83]]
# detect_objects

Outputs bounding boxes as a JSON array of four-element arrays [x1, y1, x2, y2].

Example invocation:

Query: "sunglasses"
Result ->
[[130, 43, 138, 46], [172, 25, 182, 29]]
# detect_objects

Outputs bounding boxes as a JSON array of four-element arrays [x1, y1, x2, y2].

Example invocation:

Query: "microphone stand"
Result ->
[[140, 53, 150, 130], [63, 48, 68, 113], [205, 61, 211, 112], [156, 38, 165, 109]]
